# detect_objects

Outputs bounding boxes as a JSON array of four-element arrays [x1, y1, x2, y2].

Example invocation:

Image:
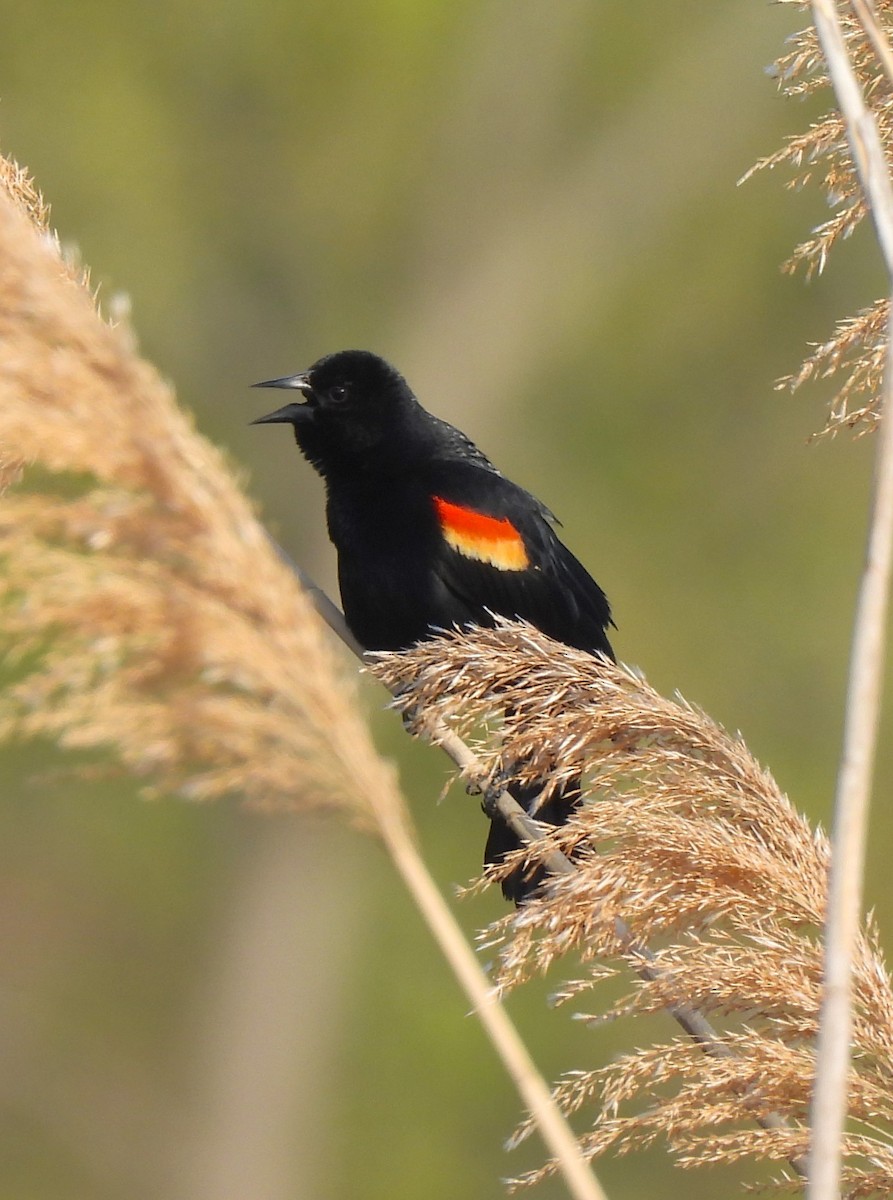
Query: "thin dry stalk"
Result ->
[[376, 800, 609, 1200], [811, 1, 893, 271], [810, 301, 893, 1200], [374, 622, 893, 1194], [802, 4, 893, 1196], [0, 157, 609, 1200]]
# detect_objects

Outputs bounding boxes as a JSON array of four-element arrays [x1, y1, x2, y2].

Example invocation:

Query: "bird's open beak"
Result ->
[[251, 372, 315, 425]]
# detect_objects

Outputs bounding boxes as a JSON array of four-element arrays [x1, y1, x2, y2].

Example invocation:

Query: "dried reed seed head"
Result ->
[[0, 164, 403, 831], [777, 299, 888, 437], [745, 4, 893, 436], [0, 154, 51, 236], [375, 621, 893, 1189]]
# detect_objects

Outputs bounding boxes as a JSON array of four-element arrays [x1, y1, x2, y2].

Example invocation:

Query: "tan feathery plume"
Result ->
[[373, 621, 893, 1193], [0, 153, 51, 234], [0, 158, 401, 829], [743, 1, 893, 436], [776, 298, 888, 436]]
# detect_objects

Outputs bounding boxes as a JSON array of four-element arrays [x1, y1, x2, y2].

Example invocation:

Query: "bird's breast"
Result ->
[[326, 481, 451, 650]]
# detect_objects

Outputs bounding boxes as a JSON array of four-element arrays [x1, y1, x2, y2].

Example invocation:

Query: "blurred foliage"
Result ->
[[0, 2, 890, 1198]]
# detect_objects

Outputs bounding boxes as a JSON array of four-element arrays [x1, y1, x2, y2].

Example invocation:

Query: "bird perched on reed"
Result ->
[[253, 349, 614, 899]]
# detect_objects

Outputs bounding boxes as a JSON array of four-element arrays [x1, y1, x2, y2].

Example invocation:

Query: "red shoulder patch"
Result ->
[[433, 496, 529, 571]]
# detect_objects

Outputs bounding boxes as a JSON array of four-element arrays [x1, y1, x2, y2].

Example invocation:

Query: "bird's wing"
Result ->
[[424, 464, 614, 658]]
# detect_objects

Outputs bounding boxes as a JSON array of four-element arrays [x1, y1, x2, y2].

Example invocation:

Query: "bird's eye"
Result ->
[[329, 384, 349, 402]]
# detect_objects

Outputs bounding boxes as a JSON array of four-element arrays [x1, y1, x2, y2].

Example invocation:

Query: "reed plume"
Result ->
[[374, 621, 893, 1193], [0, 154, 402, 831], [743, 0, 893, 436]]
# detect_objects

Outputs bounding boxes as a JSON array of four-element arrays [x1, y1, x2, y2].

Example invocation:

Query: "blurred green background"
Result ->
[[0, 3, 889, 1197]]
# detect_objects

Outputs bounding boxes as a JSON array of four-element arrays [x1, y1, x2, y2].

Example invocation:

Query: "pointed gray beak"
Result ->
[[253, 372, 311, 392], [251, 372, 314, 425]]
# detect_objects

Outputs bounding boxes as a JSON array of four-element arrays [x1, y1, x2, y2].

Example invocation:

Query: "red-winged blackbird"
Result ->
[[253, 349, 614, 901]]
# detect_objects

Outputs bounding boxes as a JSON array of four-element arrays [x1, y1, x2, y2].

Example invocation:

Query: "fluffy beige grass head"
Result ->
[[374, 621, 893, 1192], [744, 2, 893, 437], [0, 157, 402, 831]]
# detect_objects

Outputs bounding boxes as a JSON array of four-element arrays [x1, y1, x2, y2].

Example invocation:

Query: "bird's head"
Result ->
[[252, 349, 416, 474]]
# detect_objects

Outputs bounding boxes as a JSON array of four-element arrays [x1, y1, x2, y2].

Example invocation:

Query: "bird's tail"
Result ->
[[483, 778, 581, 904]]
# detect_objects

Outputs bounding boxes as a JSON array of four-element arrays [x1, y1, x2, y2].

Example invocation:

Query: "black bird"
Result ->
[[253, 349, 614, 901]]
